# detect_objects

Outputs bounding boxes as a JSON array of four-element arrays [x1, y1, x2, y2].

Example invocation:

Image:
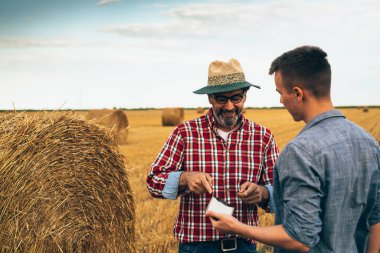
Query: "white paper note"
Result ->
[[206, 196, 234, 216]]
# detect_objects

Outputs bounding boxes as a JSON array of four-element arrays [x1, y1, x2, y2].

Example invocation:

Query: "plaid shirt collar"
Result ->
[[205, 108, 248, 134]]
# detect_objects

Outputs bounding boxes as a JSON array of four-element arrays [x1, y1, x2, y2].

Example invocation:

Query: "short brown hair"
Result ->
[[269, 46, 331, 98]]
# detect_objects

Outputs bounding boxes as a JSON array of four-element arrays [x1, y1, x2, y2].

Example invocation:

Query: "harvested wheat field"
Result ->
[[86, 109, 129, 145], [161, 108, 184, 126], [0, 108, 379, 253], [121, 107, 380, 253], [0, 112, 135, 253]]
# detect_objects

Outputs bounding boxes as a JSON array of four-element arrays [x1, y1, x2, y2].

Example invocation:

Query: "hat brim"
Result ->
[[193, 81, 261, 94]]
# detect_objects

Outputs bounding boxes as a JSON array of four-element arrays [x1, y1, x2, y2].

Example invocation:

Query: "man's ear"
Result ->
[[293, 86, 304, 102], [244, 90, 248, 102], [208, 94, 213, 105]]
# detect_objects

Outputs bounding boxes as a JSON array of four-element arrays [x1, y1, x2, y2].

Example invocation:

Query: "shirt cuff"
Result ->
[[282, 203, 318, 248], [258, 184, 273, 211], [162, 171, 183, 199], [265, 185, 275, 213]]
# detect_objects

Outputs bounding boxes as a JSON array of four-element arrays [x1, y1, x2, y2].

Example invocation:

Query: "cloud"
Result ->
[[142, 3, 169, 9], [0, 38, 76, 48], [100, 3, 251, 38], [99, 22, 207, 38], [99, 0, 380, 41], [97, 0, 120, 6], [0, 38, 107, 48]]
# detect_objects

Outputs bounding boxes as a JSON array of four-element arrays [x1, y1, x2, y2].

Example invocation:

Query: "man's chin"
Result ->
[[291, 114, 302, 122], [221, 119, 238, 128], [222, 111, 240, 118]]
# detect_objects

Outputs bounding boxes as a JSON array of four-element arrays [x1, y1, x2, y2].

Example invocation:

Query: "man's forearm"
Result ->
[[178, 171, 188, 192], [366, 222, 380, 253], [260, 185, 269, 202], [179, 171, 188, 187], [239, 224, 310, 252]]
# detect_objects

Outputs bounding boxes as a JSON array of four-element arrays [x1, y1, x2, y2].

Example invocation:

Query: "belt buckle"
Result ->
[[221, 238, 237, 252]]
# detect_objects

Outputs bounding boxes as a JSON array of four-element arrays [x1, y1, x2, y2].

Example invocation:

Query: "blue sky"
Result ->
[[0, 0, 379, 109]]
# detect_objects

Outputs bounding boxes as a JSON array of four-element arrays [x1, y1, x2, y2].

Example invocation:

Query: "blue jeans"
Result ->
[[178, 239, 257, 253]]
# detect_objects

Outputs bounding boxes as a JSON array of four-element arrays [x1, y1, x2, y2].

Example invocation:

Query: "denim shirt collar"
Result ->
[[299, 109, 345, 135]]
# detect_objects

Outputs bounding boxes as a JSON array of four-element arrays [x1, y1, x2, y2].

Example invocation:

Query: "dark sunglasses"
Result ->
[[212, 93, 245, 104]]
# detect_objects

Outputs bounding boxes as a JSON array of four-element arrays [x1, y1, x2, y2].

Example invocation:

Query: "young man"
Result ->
[[206, 46, 380, 253], [146, 58, 279, 252]]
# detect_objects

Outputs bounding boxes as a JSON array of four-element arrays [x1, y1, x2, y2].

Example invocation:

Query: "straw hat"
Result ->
[[193, 58, 260, 94]]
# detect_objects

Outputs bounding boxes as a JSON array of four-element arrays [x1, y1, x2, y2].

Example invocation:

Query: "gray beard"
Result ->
[[212, 107, 241, 130]]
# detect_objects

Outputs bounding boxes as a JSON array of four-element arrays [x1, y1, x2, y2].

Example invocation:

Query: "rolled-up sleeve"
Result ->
[[265, 184, 275, 213], [162, 171, 183, 199], [259, 131, 279, 212], [369, 158, 380, 226], [278, 144, 323, 248], [146, 127, 185, 199]]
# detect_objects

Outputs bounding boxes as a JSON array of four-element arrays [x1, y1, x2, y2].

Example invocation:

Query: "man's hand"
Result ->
[[206, 210, 245, 235], [207, 211, 310, 252], [237, 182, 268, 205], [180, 172, 213, 194]]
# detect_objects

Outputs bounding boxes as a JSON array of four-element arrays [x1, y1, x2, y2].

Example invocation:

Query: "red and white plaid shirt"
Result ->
[[146, 109, 279, 243]]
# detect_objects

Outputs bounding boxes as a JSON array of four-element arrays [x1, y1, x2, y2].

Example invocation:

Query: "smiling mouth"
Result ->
[[223, 111, 236, 117]]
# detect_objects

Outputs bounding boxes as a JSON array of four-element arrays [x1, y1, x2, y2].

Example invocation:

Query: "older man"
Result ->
[[147, 58, 279, 252]]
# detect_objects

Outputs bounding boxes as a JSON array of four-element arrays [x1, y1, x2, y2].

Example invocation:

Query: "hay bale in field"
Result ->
[[0, 112, 135, 253], [86, 109, 129, 145], [362, 106, 369, 112], [196, 107, 205, 114], [162, 108, 184, 126]]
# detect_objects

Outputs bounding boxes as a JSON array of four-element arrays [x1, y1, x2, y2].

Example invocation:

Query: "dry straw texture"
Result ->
[[161, 108, 184, 126], [0, 112, 135, 253], [196, 107, 205, 114], [86, 109, 129, 145]]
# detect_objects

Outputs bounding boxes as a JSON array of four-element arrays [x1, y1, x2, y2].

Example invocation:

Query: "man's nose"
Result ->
[[224, 99, 235, 110]]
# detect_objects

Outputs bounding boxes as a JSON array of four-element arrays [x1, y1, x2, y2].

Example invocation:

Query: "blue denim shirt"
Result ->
[[273, 110, 380, 253]]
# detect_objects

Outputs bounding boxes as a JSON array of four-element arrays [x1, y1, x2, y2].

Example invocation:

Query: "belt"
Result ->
[[194, 238, 251, 252]]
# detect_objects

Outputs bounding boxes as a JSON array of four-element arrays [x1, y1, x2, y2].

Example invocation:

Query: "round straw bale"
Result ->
[[86, 109, 129, 145], [196, 107, 205, 114], [0, 112, 135, 253], [362, 106, 369, 112], [161, 108, 184, 126]]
